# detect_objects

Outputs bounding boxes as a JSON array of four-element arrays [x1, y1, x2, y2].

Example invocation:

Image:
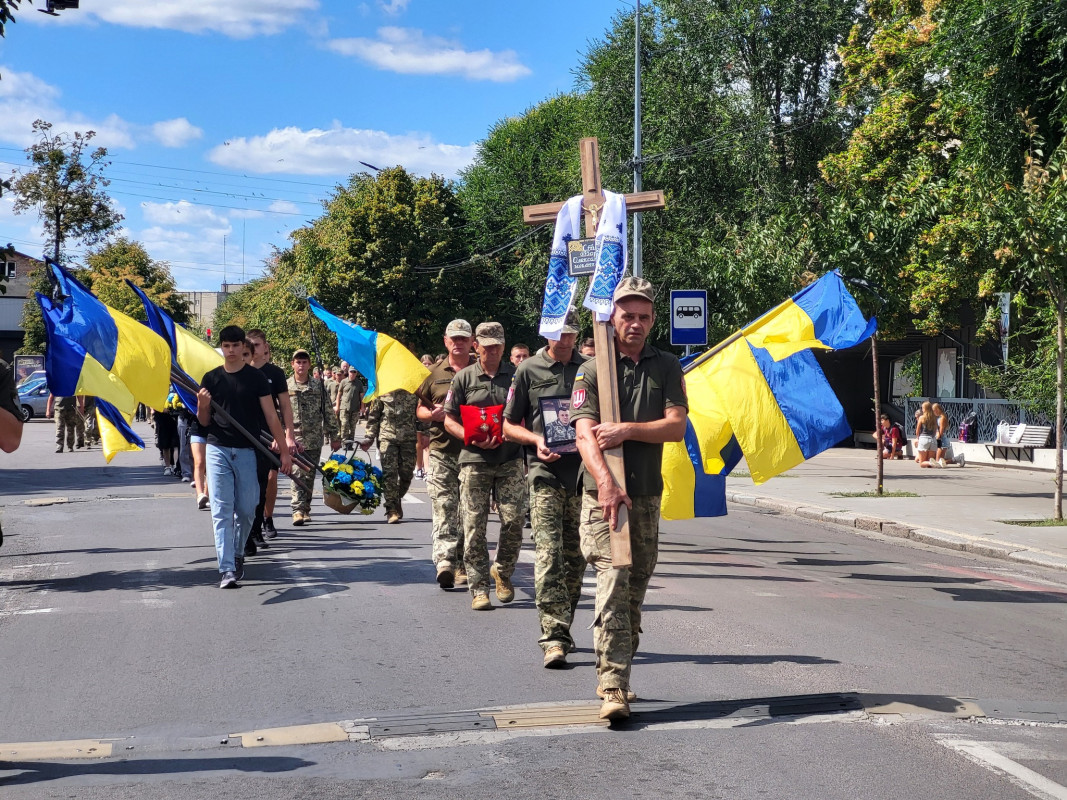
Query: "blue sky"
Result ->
[[0, 0, 629, 290]]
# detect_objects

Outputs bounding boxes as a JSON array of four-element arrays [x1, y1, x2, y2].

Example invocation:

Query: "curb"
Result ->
[[725, 491, 1067, 573]]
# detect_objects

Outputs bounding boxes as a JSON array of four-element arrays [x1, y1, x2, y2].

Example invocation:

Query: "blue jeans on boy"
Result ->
[[206, 444, 258, 573]]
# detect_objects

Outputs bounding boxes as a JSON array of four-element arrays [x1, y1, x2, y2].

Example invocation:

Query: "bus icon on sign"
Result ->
[[670, 290, 708, 346], [675, 305, 702, 318]]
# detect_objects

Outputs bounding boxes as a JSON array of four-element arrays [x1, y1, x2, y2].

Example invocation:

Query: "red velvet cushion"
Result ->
[[460, 404, 504, 446]]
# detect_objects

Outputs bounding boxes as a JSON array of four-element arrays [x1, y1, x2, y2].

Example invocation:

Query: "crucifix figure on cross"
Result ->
[[522, 137, 666, 568]]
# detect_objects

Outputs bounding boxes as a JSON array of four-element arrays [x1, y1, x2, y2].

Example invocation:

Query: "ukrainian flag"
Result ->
[[37, 262, 171, 414], [661, 271, 876, 520], [95, 397, 145, 463], [308, 298, 429, 400], [127, 280, 222, 412]]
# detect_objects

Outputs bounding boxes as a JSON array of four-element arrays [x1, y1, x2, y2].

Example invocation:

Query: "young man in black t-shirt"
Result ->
[[197, 326, 292, 589], [246, 329, 296, 545]]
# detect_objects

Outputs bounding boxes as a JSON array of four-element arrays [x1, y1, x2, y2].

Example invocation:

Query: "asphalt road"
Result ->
[[2, 420, 1066, 798]]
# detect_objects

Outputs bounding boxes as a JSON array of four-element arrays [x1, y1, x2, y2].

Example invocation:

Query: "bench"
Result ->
[[985, 424, 1053, 463]]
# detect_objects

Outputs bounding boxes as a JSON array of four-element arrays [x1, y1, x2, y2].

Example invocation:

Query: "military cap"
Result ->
[[560, 306, 580, 335], [475, 321, 505, 346], [292, 348, 311, 361], [445, 319, 473, 338], [613, 276, 655, 304]]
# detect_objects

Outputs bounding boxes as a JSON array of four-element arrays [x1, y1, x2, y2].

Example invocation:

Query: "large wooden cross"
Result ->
[[522, 137, 665, 568]]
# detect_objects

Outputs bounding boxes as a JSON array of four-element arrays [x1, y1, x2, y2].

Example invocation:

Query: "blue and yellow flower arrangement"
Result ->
[[320, 452, 383, 514]]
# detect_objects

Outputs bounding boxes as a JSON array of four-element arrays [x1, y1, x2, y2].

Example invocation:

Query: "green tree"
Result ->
[[578, 0, 859, 344], [458, 93, 595, 346], [12, 120, 123, 263], [82, 238, 190, 325], [216, 168, 476, 358]]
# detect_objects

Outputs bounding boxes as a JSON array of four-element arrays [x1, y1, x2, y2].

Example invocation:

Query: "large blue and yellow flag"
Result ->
[[308, 298, 428, 400], [661, 271, 876, 520], [95, 397, 145, 463], [36, 262, 171, 414], [127, 280, 222, 412]]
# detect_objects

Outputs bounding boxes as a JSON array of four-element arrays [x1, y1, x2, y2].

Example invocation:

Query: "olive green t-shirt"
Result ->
[[503, 346, 586, 491], [443, 360, 522, 466], [568, 343, 688, 496], [416, 358, 472, 456]]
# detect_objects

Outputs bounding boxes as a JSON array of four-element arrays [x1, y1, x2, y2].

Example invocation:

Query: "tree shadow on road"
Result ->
[[0, 755, 313, 786]]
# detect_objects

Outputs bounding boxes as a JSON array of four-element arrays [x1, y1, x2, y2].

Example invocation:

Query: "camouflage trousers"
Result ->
[[580, 492, 661, 691], [55, 407, 78, 450], [531, 480, 585, 652], [428, 450, 463, 566], [84, 409, 100, 444], [380, 437, 415, 515], [460, 459, 525, 596], [290, 445, 322, 514], [340, 411, 359, 442]]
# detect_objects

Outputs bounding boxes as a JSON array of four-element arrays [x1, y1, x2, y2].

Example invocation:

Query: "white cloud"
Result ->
[[268, 200, 302, 215], [27, 0, 320, 38], [141, 200, 227, 227], [379, 0, 410, 14], [0, 67, 135, 150], [152, 118, 203, 148], [207, 123, 477, 178], [327, 27, 531, 82]]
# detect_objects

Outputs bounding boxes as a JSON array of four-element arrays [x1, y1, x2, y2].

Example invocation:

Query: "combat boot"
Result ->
[[489, 563, 514, 603], [471, 592, 493, 611], [454, 565, 468, 586], [386, 511, 401, 524], [597, 685, 637, 702], [436, 561, 454, 589], [543, 646, 566, 669], [292, 511, 306, 527], [598, 687, 630, 721]]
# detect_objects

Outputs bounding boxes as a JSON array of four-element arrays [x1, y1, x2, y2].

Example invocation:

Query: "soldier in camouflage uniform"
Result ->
[[361, 389, 418, 524], [47, 394, 78, 453], [443, 321, 526, 611], [287, 349, 341, 525], [336, 367, 366, 444], [569, 278, 689, 722], [325, 366, 340, 410], [416, 319, 476, 589], [81, 396, 101, 449], [503, 307, 586, 667]]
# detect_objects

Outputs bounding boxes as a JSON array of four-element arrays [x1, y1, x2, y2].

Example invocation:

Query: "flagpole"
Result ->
[[169, 369, 312, 495]]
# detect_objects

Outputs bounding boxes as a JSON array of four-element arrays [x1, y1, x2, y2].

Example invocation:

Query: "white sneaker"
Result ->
[[163, 466, 174, 476], [956, 453, 965, 467], [937, 458, 946, 468]]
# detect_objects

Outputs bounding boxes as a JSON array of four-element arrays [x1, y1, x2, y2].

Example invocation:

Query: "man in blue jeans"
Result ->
[[197, 326, 293, 589]]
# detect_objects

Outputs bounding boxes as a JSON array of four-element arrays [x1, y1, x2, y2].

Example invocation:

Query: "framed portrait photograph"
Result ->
[[539, 395, 577, 454]]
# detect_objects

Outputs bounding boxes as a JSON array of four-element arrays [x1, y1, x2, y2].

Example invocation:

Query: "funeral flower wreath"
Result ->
[[320, 452, 383, 514]]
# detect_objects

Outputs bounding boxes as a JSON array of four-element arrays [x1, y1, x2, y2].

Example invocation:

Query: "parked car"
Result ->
[[17, 382, 50, 421]]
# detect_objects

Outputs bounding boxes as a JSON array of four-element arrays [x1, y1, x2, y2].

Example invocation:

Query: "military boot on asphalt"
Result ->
[[471, 592, 493, 611], [454, 566, 468, 586], [436, 561, 455, 589], [489, 563, 514, 603], [386, 511, 401, 524], [292, 511, 306, 527], [598, 688, 630, 721], [543, 646, 566, 669], [597, 685, 637, 702]]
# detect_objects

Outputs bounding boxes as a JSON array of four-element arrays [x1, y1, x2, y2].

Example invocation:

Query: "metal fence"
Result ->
[[903, 398, 1064, 443]]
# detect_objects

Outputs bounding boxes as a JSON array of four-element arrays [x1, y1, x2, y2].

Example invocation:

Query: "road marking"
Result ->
[[0, 739, 114, 761], [936, 738, 1067, 800], [23, 497, 70, 506], [402, 493, 424, 504], [0, 608, 55, 617], [230, 723, 348, 747], [8, 562, 72, 569]]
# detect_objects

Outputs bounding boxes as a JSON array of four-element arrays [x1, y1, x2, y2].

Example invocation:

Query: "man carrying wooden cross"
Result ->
[[569, 277, 688, 721]]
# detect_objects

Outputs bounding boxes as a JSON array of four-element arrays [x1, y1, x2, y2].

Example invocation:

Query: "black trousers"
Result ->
[[252, 451, 273, 534]]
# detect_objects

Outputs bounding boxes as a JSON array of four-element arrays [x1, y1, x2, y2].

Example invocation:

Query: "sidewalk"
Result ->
[[725, 449, 1067, 572]]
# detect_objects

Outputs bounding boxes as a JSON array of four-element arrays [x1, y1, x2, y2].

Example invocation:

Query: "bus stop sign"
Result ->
[[670, 289, 707, 347]]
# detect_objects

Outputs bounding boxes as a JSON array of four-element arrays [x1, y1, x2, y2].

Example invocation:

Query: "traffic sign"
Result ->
[[670, 289, 707, 347]]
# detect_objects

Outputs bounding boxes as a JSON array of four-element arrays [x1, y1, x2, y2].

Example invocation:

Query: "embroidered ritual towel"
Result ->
[[583, 190, 628, 321], [538, 195, 583, 338]]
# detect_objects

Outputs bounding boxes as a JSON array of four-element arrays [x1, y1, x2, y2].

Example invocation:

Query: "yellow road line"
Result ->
[[229, 723, 349, 747], [0, 739, 114, 761]]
